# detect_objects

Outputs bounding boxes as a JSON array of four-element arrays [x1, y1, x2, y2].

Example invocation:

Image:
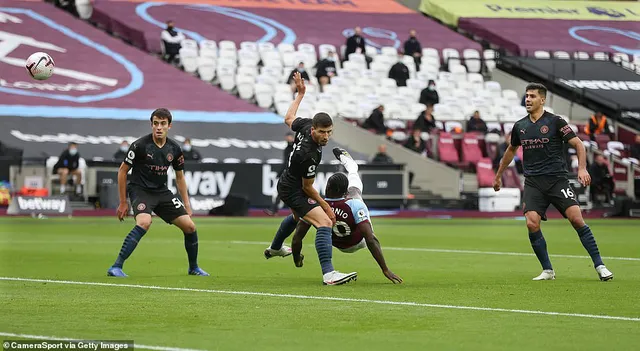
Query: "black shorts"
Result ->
[[523, 175, 579, 221], [128, 185, 187, 224], [277, 180, 320, 218]]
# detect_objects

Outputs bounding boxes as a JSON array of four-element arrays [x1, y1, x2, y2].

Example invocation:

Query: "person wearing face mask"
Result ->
[[287, 62, 311, 93], [113, 141, 130, 162], [388, 52, 410, 87], [419, 80, 439, 106], [53, 142, 82, 195], [403, 29, 422, 69], [315, 51, 338, 91], [161, 20, 186, 65], [182, 138, 201, 162]]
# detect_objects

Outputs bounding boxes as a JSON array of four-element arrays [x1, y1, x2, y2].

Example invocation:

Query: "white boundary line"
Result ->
[[1, 277, 639, 322], [229, 240, 640, 262], [0, 332, 206, 351]]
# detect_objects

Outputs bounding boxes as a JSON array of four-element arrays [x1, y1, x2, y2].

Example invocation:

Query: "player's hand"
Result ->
[[323, 205, 336, 224], [383, 269, 403, 284], [293, 72, 306, 95], [116, 202, 129, 222], [578, 168, 591, 186], [185, 207, 193, 217], [493, 176, 502, 192]]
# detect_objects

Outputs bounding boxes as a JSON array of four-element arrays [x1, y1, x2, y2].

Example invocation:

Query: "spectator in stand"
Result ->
[[466, 110, 488, 133], [362, 105, 387, 135], [389, 52, 410, 87], [371, 144, 394, 164], [113, 140, 129, 161], [413, 105, 437, 133], [344, 26, 366, 61], [403, 129, 426, 155], [287, 62, 311, 92], [403, 29, 422, 69], [589, 154, 614, 205], [494, 132, 523, 174], [53, 142, 82, 195], [182, 138, 201, 162], [161, 20, 185, 64], [419, 80, 439, 107], [315, 51, 338, 91], [585, 112, 614, 141], [631, 135, 640, 160]]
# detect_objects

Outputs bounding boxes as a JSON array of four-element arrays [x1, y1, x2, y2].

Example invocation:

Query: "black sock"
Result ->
[[529, 230, 553, 270], [113, 225, 147, 268], [270, 214, 296, 250], [184, 231, 199, 270], [576, 225, 604, 267]]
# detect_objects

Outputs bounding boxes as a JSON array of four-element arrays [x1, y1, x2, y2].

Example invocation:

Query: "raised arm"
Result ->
[[284, 72, 306, 129]]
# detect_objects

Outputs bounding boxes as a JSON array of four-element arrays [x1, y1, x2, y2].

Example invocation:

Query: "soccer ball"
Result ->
[[25, 52, 55, 80]]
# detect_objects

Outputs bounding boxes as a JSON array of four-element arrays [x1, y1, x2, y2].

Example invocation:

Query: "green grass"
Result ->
[[1, 217, 639, 350]]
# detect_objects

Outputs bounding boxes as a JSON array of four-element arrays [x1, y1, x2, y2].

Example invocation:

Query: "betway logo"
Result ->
[[17, 197, 66, 213], [167, 170, 235, 197], [190, 197, 224, 211], [10, 130, 287, 150], [0, 79, 101, 92], [559, 79, 640, 91]]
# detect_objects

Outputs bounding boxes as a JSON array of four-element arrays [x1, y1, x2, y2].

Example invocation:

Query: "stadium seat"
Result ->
[[438, 132, 460, 165], [200, 40, 218, 59], [534, 51, 550, 59], [463, 48, 481, 73], [502, 166, 522, 191], [442, 48, 460, 66], [607, 141, 625, 157], [381, 46, 397, 57], [483, 49, 496, 72], [365, 45, 378, 57], [461, 133, 484, 167], [197, 56, 216, 81], [476, 158, 495, 187], [216, 65, 236, 91], [318, 44, 337, 59], [553, 51, 570, 59], [238, 49, 260, 67], [484, 133, 501, 160], [593, 52, 609, 61], [179, 48, 198, 74], [573, 51, 590, 60], [236, 74, 255, 100], [240, 41, 258, 52], [254, 83, 274, 108]]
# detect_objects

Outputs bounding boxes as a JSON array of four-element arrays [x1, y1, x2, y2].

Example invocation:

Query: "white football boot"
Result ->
[[595, 265, 614, 281], [532, 269, 556, 281], [264, 245, 292, 259], [323, 270, 358, 285]]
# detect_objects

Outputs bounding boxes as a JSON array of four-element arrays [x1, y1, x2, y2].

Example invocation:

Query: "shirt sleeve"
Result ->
[[510, 124, 521, 146], [172, 147, 185, 171], [300, 156, 318, 179], [556, 117, 577, 142], [291, 117, 312, 132], [347, 199, 370, 225], [123, 142, 138, 165]]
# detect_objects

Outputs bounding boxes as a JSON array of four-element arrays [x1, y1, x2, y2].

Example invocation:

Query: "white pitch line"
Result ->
[[0, 332, 206, 351], [1, 277, 638, 322], [229, 240, 640, 262]]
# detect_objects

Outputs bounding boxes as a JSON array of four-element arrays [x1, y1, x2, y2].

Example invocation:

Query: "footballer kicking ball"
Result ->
[[25, 52, 55, 80]]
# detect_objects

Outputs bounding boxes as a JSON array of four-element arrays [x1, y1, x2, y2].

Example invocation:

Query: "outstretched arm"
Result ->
[[284, 72, 306, 128], [360, 222, 402, 284]]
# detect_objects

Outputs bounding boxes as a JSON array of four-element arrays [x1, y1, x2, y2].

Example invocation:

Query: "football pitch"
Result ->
[[1, 217, 639, 350]]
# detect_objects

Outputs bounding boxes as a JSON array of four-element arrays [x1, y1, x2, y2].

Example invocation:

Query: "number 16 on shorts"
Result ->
[[561, 187, 574, 199]]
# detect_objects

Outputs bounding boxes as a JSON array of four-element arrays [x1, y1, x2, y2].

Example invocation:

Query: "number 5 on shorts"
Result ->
[[561, 188, 574, 199], [172, 198, 184, 208]]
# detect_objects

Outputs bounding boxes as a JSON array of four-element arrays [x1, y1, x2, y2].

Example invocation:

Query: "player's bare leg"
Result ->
[[172, 215, 209, 276], [526, 211, 555, 281], [57, 168, 69, 194], [565, 206, 613, 281], [70, 169, 83, 194], [303, 207, 357, 285], [108, 213, 152, 277]]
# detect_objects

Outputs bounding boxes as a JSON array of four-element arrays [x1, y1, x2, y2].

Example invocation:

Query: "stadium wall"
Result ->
[[491, 69, 594, 121], [333, 118, 461, 199]]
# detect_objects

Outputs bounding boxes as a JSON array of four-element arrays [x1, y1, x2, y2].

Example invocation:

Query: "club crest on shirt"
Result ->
[[540, 125, 549, 134], [308, 198, 317, 205], [137, 203, 146, 211], [166, 153, 173, 162]]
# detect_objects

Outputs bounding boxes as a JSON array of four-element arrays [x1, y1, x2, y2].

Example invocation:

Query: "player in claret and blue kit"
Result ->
[[494, 83, 613, 281], [107, 108, 209, 277]]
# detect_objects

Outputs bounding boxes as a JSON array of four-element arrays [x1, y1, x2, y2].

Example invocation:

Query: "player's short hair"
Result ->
[[312, 113, 333, 129], [326, 173, 349, 198], [150, 108, 173, 124], [525, 83, 547, 98]]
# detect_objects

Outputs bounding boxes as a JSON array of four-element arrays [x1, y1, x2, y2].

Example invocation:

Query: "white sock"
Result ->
[[348, 173, 363, 194], [340, 154, 358, 174]]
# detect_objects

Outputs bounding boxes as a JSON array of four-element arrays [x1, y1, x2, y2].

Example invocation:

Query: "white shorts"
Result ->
[[337, 238, 366, 253]]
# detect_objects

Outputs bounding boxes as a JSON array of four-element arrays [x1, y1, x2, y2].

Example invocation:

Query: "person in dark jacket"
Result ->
[[419, 80, 439, 106], [362, 105, 387, 135], [403, 129, 427, 155], [265, 133, 295, 216], [389, 53, 410, 87], [466, 111, 488, 133], [161, 20, 185, 64], [403, 29, 422, 69], [589, 154, 614, 204], [315, 51, 338, 91], [53, 142, 82, 194], [344, 26, 366, 60], [371, 144, 394, 164], [585, 112, 613, 141], [182, 138, 202, 162], [631, 135, 640, 160], [413, 105, 437, 133]]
